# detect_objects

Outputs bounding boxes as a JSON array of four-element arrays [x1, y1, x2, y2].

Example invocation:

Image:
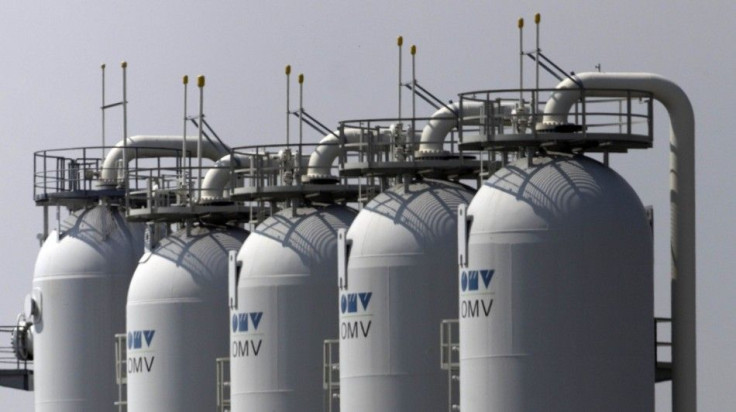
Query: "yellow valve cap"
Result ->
[[285, 65, 291, 75], [410, 45, 416, 55], [397, 36, 403, 46], [197, 75, 205, 87], [121, 61, 128, 68], [518, 18, 524, 28], [535, 13, 541, 24], [183, 75, 189, 84], [298, 74, 304, 84]]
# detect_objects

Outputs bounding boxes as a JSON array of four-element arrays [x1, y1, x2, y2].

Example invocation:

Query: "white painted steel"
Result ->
[[340, 179, 474, 411], [31, 206, 144, 412], [417, 101, 483, 155], [230, 205, 356, 411], [98, 135, 230, 186], [459, 156, 653, 411], [541, 72, 696, 411], [305, 128, 391, 181], [199, 154, 252, 202], [126, 225, 247, 412]]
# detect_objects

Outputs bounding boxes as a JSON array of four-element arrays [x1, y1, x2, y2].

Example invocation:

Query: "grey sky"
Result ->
[[1, 1, 733, 410]]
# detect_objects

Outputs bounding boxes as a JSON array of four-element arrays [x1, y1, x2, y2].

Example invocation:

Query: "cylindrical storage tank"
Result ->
[[339, 179, 474, 411], [459, 155, 653, 411], [230, 204, 356, 411], [126, 224, 247, 412], [31, 205, 144, 412]]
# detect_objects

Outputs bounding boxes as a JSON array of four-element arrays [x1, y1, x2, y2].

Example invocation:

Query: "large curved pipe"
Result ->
[[200, 151, 312, 202], [199, 154, 251, 202], [543, 72, 696, 412], [305, 128, 391, 181], [99, 135, 230, 186], [417, 101, 484, 155]]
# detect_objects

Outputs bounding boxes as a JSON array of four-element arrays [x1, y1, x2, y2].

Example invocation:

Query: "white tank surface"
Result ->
[[31, 205, 144, 412], [230, 204, 356, 411], [126, 224, 247, 412], [459, 155, 653, 411], [339, 179, 475, 412]]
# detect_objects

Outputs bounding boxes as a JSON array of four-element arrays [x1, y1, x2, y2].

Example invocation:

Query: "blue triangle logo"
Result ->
[[250, 312, 263, 330], [143, 330, 155, 347], [359, 292, 372, 311], [480, 270, 495, 289]]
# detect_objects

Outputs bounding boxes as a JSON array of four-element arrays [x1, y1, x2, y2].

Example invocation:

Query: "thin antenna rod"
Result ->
[[411, 45, 416, 119], [518, 18, 524, 102], [298, 73, 304, 185], [298, 73, 304, 149], [182, 75, 189, 182], [122, 61, 128, 191], [286, 65, 292, 147], [197, 75, 205, 200], [397, 35, 403, 119], [101, 64, 106, 155], [535, 13, 541, 91]]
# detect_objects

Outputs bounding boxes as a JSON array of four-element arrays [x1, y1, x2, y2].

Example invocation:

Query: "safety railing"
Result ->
[[655, 317, 672, 382], [440, 319, 460, 411], [114, 333, 127, 411], [33, 146, 186, 208], [216, 357, 230, 412], [457, 88, 654, 152], [323, 339, 340, 412]]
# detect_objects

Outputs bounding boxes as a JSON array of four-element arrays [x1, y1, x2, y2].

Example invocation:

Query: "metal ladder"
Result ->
[[322, 339, 340, 412], [440, 319, 460, 411]]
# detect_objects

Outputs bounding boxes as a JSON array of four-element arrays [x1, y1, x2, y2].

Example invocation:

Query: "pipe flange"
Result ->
[[414, 149, 451, 159]]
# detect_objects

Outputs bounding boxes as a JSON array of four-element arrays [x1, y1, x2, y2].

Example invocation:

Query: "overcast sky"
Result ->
[[1, 1, 733, 410]]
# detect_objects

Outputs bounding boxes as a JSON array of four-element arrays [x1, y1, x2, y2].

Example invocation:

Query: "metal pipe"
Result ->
[[298, 73, 304, 178], [535, 13, 541, 92], [411, 45, 416, 120], [518, 18, 524, 102], [305, 128, 392, 180], [199, 154, 251, 202], [121, 61, 128, 190], [542, 72, 696, 412], [101, 64, 106, 155], [286, 65, 291, 147], [98, 135, 230, 186], [398, 36, 403, 119], [197, 75, 205, 200], [417, 100, 485, 155], [182, 75, 189, 183]]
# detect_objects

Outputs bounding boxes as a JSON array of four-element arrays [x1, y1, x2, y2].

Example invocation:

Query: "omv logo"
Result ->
[[231, 312, 264, 333], [340, 292, 372, 314], [460, 270, 495, 292], [127, 330, 155, 350]]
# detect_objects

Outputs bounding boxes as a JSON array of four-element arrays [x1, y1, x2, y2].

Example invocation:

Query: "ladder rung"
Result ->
[[102, 101, 125, 109]]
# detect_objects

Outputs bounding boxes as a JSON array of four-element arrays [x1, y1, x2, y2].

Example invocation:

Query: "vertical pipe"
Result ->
[[518, 18, 524, 102], [411, 45, 416, 119], [182, 75, 189, 184], [197, 75, 205, 200], [121, 61, 128, 198], [286, 65, 291, 147], [397, 35, 403, 119], [101, 64, 106, 155], [535, 13, 541, 91], [411, 44, 417, 156], [298, 73, 304, 182]]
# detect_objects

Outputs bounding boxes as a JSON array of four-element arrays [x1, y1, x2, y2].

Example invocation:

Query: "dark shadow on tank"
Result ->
[[360, 179, 474, 244], [148, 225, 246, 287], [484, 156, 611, 224], [249, 205, 356, 266], [58, 206, 141, 263]]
